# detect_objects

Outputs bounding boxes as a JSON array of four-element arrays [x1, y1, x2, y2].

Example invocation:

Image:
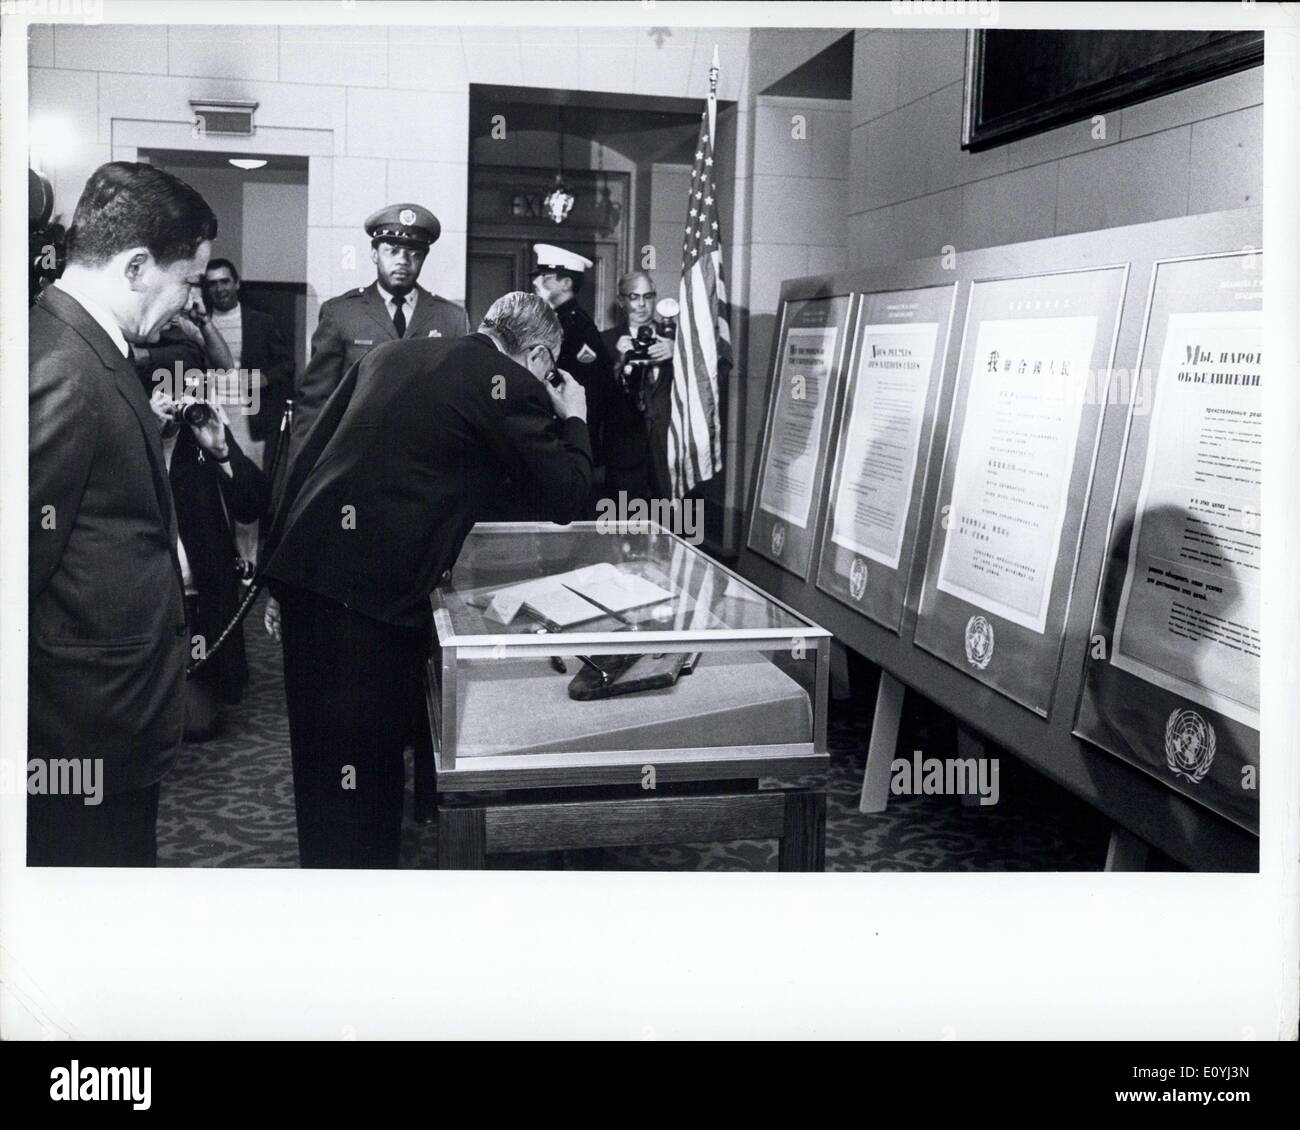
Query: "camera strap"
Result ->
[[185, 402, 293, 678]]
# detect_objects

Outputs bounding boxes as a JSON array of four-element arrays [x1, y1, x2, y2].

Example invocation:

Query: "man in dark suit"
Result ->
[[262, 292, 592, 868], [28, 161, 217, 866], [601, 269, 676, 505], [292, 203, 469, 444], [279, 206, 469, 820]]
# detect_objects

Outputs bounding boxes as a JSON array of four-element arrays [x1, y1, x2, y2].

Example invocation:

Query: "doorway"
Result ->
[[467, 165, 628, 327], [467, 85, 720, 334], [141, 149, 310, 371]]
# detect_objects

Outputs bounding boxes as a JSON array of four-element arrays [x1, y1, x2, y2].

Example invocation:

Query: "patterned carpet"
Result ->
[[157, 593, 1119, 871]]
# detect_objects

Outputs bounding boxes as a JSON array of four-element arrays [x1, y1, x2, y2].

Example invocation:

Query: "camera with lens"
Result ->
[[625, 323, 658, 366], [623, 298, 680, 368], [618, 298, 681, 411], [180, 400, 217, 428]]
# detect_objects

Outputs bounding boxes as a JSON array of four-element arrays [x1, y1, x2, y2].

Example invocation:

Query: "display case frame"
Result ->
[[426, 522, 832, 795]]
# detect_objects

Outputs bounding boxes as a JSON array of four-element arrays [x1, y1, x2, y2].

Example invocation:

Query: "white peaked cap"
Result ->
[[533, 243, 593, 273]]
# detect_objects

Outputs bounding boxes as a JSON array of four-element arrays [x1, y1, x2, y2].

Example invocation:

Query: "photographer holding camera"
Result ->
[[601, 270, 678, 505], [147, 382, 270, 742]]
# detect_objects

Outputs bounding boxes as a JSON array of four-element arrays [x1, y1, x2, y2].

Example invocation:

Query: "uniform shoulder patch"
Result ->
[[576, 343, 597, 363]]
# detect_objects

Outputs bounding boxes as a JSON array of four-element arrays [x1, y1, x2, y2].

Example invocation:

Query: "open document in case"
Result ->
[[474, 562, 675, 627]]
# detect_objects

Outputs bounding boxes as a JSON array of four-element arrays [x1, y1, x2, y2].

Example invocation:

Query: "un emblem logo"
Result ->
[[964, 615, 994, 670], [1164, 708, 1216, 784], [771, 522, 786, 557], [848, 556, 868, 601]]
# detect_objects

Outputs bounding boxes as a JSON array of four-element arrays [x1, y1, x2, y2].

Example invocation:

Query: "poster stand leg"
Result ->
[[957, 726, 987, 809], [859, 671, 905, 814], [830, 639, 852, 700], [1104, 826, 1151, 871]]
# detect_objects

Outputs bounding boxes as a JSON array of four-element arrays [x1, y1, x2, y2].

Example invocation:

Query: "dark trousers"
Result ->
[[183, 593, 220, 742], [27, 781, 161, 867], [278, 586, 428, 869]]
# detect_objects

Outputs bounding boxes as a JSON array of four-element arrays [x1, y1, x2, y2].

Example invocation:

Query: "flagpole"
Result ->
[[708, 44, 719, 134], [670, 47, 727, 498]]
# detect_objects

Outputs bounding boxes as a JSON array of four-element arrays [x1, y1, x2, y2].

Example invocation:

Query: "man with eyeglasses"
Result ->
[[262, 292, 591, 868], [601, 269, 676, 504]]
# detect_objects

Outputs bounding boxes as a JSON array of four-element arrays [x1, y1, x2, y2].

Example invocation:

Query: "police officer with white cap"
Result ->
[[294, 203, 469, 443], [531, 243, 613, 491]]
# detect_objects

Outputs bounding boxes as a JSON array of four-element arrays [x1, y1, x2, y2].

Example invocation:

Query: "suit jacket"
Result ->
[[168, 424, 270, 702], [264, 332, 593, 629], [554, 297, 614, 466], [29, 285, 188, 795], [292, 281, 469, 444], [237, 303, 295, 448], [600, 322, 675, 500]]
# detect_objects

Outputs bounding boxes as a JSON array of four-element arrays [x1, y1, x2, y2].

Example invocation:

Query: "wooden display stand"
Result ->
[[738, 208, 1262, 872], [435, 779, 826, 872], [426, 662, 828, 870]]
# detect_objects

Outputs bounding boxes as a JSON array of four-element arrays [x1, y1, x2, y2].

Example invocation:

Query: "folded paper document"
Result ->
[[479, 563, 675, 627]]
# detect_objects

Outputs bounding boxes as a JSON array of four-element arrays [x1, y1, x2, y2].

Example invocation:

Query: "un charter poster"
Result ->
[[1110, 309, 1260, 727], [748, 294, 853, 578], [817, 284, 955, 632], [914, 266, 1127, 715], [1078, 251, 1261, 832]]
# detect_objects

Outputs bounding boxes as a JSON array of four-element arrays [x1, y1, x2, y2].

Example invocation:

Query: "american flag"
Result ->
[[668, 47, 731, 499]]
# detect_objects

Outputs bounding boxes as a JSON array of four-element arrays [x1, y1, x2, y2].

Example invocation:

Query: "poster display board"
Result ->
[[746, 294, 855, 578], [913, 266, 1128, 716], [1075, 251, 1261, 832], [816, 284, 957, 632], [735, 208, 1261, 870]]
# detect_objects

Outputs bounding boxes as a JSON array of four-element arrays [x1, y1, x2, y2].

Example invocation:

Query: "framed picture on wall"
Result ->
[[962, 29, 1264, 152]]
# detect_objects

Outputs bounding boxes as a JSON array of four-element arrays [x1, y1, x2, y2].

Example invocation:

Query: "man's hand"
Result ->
[[169, 312, 203, 346], [186, 289, 209, 326], [190, 400, 231, 463], [149, 387, 178, 432], [646, 338, 673, 363], [616, 334, 635, 357], [264, 596, 281, 642], [543, 368, 587, 422]]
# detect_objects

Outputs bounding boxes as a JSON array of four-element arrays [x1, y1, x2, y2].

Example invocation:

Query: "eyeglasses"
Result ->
[[620, 291, 656, 303]]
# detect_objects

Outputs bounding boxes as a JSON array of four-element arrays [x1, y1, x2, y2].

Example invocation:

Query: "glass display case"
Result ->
[[425, 522, 831, 869]]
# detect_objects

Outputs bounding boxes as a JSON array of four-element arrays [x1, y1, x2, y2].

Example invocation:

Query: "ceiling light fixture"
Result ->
[[228, 157, 268, 171], [542, 107, 574, 225]]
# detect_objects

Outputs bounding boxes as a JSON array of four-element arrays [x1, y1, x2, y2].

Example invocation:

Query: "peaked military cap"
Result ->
[[365, 203, 441, 249]]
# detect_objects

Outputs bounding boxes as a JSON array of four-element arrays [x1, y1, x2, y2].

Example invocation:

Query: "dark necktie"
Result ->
[[391, 298, 406, 338]]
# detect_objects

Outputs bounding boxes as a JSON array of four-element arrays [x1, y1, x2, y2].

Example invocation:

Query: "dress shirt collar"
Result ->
[[376, 282, 418, 315], [53, 277, 130, 359]]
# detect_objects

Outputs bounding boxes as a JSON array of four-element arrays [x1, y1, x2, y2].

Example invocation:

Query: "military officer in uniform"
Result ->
[[530, 244, 613, 500], [293, 203, 469, 443]]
